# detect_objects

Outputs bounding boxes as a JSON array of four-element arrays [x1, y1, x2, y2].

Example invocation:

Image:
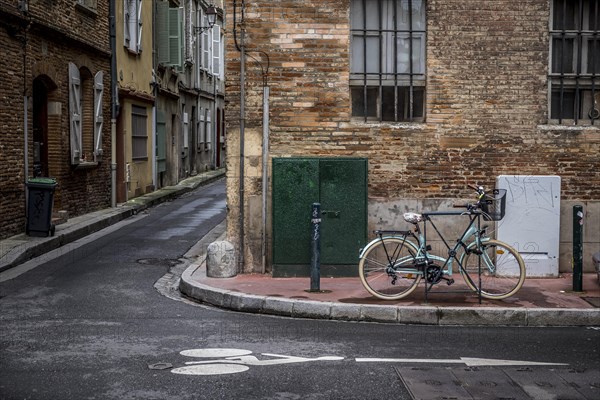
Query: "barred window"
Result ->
[[131, 105, 148, 160], [350, 0, 426, 123], [550, 0, 600, 124]]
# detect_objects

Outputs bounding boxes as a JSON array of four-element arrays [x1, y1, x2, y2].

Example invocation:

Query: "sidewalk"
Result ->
[[179, 222, 600, 327], [1, 169, 599, 327], [0, 169, 226, 273]]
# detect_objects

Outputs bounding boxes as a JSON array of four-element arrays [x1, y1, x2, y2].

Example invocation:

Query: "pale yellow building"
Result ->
[[115, 0, 155, 202]]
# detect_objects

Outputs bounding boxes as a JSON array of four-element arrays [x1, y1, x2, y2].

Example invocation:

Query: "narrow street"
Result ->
[[1, 180, 598, 400]]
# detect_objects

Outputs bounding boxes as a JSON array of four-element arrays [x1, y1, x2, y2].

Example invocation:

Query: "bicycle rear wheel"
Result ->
[[358, 237, 421, 300], [460, 239, 526, 300]]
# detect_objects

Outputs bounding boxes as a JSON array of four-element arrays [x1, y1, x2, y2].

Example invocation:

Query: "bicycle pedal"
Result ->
[[446, 279, 455, 286]]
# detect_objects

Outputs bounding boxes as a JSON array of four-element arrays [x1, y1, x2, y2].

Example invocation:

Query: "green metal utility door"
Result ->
[[272, 158, 367, 277]]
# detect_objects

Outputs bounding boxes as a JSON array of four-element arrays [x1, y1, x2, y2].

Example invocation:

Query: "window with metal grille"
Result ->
[[550, 0, 600, 124], [131, 105, 148, 160], [350, 0, 426, 122]]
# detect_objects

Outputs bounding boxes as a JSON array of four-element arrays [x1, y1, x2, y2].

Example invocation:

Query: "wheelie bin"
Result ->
[[26, 177, 57, 237]]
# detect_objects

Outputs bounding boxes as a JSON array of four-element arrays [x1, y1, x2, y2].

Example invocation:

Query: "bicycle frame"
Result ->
[[359, 210, 492, 300]]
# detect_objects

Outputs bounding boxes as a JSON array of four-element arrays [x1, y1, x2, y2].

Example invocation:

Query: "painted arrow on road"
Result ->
[[355, 357, 568, 367]]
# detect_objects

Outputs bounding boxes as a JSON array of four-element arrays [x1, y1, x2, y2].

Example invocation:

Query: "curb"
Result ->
[[0, 171, 225, 273], [179, 264, 600, 327]]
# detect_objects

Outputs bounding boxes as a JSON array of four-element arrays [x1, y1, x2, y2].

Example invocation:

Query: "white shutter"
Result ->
[[68, 62, 82, 165], [93, 71, 104, 161], [220, 29, 225, 79], [198, 107, 205, 148], [124, 1, 130, 47], [212, 24, 221, 76], [201, 10, 210, 71], [206, 109, 212, 150], [183, 111, 189, 148], [137, 0, 143, 52]]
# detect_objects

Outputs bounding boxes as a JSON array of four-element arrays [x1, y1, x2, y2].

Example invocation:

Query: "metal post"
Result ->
[[573, 205, 584, 292], [310, 203, 321, 292]]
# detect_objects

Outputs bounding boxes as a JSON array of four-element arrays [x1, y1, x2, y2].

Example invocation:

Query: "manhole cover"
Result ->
[[137, 258, 181, 267]]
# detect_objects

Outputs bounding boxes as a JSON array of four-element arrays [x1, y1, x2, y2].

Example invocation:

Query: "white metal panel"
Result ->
[[496, 175, 561, 277]]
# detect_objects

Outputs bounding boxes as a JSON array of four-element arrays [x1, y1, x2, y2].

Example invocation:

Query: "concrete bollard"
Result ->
[[206, 241, 237, 278]]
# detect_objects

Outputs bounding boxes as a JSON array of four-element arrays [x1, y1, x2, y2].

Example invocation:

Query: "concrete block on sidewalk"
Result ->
[[206, 241, 236, 278]]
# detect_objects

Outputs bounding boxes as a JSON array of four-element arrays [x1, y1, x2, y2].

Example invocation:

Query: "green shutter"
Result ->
[[156, 0, 169, 65], [168, 7, 183, 68]]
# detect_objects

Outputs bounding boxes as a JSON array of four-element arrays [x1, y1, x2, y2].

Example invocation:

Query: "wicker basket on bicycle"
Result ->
[[480, 189, 506, 221]]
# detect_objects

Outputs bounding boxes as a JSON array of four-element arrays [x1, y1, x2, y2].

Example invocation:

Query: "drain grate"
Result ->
[[137, 258, 181, 267]]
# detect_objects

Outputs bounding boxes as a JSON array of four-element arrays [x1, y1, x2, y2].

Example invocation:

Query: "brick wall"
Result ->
[[224, 0, 600, 272], [0, 2, 111, 239]]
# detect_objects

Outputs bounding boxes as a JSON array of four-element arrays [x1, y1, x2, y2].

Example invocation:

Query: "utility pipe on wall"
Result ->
[[234, 0, 246, 273], [261, 85, 269, 274], [109, 0, 118, 208]]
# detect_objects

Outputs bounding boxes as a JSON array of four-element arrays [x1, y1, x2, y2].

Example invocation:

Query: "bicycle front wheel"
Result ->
[[358, 237, 422, 300], [460, 239, 526, 300]]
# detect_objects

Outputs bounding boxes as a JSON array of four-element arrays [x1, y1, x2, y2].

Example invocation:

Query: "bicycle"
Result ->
[[358, 185, 526, 301]]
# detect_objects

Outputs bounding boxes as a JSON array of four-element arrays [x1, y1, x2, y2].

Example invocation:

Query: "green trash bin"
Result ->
[[26, 177, 57, 237]]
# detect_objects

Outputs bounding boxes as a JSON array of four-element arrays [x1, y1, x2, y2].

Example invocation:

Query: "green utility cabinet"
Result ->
[[272, 158, 367, 277]]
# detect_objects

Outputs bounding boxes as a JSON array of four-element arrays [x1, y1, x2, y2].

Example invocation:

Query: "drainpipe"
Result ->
[[21, 4, 30, 214], [239, 26, 246, 273], [261, 85, 269, 274], [234, 0, 246, 273], [109, 0, 118, 207]]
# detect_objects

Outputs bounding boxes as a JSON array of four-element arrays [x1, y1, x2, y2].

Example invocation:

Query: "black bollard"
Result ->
[[573, 205, 584, 292], [310, 203, 321, 292]]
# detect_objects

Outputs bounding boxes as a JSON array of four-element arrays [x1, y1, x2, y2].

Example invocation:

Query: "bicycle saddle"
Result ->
[[403, 212, 424, 224]]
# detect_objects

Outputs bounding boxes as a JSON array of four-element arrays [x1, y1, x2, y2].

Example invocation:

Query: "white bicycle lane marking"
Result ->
[[172, 348, 344, 375], [170, 348, 568, 376]]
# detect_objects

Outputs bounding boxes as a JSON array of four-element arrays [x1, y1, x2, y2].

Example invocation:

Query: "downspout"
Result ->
[[109, 0, 118, 208], [239, 19, 246, 273], [21, 4, 30, 214], [213, 63, 218, 169], [261, 85, 269, 274], [234, 0, 246, 273], [151, 0, 157, 190]]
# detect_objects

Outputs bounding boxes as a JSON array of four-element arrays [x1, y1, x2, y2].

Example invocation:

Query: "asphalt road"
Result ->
[[1, 179, 599, 400]]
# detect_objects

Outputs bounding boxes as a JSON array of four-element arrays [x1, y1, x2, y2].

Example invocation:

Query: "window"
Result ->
[[124, 0, 143, 53], [350, 0, 426, 122], [550, 0, 600, 124], [131, 105, 148, 160], [68, 62, 103, 165]]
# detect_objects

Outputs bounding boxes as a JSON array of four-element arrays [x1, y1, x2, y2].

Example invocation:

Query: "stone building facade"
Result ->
[[1, 0, 111, 239], [225, 0, 600, 273]]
